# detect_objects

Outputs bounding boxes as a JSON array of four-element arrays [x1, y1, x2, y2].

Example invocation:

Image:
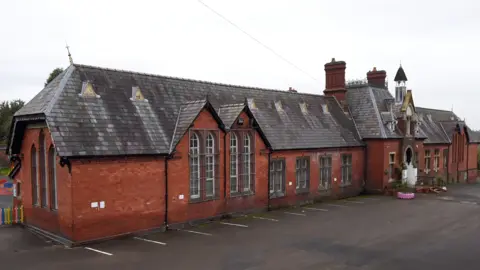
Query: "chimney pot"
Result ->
[[324, 58, 347, 103], [367, 67, 387, 88]]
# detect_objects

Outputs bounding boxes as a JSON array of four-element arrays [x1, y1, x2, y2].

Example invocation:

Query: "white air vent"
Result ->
[[79, 81, 100, 98], [130, 86, 148, 102]]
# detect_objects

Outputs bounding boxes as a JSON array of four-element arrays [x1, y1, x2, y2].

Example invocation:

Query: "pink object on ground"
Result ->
[[397, 192, 415, 199]]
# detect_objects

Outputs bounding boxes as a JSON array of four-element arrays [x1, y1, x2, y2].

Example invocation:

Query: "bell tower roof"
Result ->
[[394, 65, 408, 82]]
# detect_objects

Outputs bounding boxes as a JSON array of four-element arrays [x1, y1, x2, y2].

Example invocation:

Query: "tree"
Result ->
[[45, 68, 64, 86], [0, 99, 25, 144]]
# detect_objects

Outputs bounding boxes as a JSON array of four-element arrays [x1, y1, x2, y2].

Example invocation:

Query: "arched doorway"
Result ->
[[405, 147, 412, 165]]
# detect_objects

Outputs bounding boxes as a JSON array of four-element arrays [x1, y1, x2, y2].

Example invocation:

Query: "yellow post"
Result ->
[[20, 206, 24, 223], [6, 208, 10, 225]]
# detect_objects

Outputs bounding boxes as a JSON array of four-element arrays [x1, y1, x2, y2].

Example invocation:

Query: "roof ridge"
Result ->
[[44, 65, 75, 115], [73, 63, 326, 99], [416, 106, 454, 113]]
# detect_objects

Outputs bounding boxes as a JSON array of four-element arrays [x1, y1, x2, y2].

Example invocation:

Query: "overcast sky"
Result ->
[[1, 0, 479, 128]]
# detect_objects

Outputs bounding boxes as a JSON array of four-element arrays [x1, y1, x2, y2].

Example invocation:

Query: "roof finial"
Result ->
[[66, 42, 73, 65], [400, 60, 402, 67]]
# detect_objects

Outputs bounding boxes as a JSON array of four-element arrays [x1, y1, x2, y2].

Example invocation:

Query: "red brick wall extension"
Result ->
[[467, 144, 478, 182], [421, 145, 449, 180], [269, 147, 364, 207], [168, 110, 269, 224], [70, 156, 166, 242], [365, 139, 401, 192], [13, 126, 72, 239]]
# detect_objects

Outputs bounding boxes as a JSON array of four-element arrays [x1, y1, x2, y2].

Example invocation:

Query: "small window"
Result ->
[[443, 149, 448, 168], [341, 154, 352, 186], [49, 146, 58, 210], [205, 133, 215, 197], [319, 156, 332, 190], [270, 159, 285, 197], [39, 130, 47, 208], [189, 133, 200, 199], [230, 133, 238, 194], [388, 153, 395, 180], [242, 134, 251, 192], [321, 104, 329, 113], [434, 149, 440, 171], [296, 157, 310, 192], [424, 150, 431, 173], [31, 145, 38, 206]]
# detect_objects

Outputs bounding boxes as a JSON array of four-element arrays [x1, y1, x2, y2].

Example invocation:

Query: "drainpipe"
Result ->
[[223, 132, 227, 212], [267, 148, 272, 211], [164, 154, 173, 230]]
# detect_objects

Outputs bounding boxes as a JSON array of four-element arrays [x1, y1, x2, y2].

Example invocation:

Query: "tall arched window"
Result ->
[[205, 133, 215, 197], [230, 133, 238, 193], [48, 146, 57, 210], [189, 133, 200, 199], [243, 134, 251, 191], [31, 145, 38, 205], [39, 130, 47, 207]]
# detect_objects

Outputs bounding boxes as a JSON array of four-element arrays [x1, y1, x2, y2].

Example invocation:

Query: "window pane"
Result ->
[[190, 133, 200, 199], [49, 146, 57, 210], [31, 146, 38, 205], [39, 131, 47, 207]]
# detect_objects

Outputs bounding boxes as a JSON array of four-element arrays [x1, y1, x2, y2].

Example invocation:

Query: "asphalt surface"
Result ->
[[0, 195, 12, 208], [1, 185, 480, 270]]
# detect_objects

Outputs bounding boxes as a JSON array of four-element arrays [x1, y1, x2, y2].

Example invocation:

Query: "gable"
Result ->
[[400, 90, 415, 112]]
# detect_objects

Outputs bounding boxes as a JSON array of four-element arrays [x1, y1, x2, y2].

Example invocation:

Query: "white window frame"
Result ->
[[424, 150, 431, 173], [49, 146, 58, 210], [230, 133, 238, 194], [319, 156, 332, 190], [270, 159, 285, 196], [433, 149, 440, 172], [296, 157, 309, 191], [243, 134, 251, 192], [341, 154, 352, 185], [389, 152, 395, 180], [189, 133, 200, 199], [205, 133, 215, 197]]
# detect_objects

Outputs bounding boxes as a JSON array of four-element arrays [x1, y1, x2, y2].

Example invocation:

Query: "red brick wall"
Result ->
[[422, 145, 449, 178], [70, 156, 165, 242], [168, 109, 225, 224], [269, 147, 364, 207], [225, 111, 269, 214], [365, 140, 401, 192], [467, 144, 478, 182], [13, 126, 72, 239]]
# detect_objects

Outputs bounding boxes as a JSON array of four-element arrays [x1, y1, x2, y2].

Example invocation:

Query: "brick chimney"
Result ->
[[288, 87, 297, 93], [323, 58, 346, 102], [367, 67, 387, 88]]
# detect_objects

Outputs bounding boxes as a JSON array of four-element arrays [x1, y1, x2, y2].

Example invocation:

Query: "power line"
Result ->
[[197, 0, 319, 82]]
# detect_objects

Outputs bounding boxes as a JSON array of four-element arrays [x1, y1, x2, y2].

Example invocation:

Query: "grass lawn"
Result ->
[[0, 167, 10, 176]]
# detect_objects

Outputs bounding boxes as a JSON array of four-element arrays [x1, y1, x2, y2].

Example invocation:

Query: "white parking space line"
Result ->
[[133, 237, 167, 245], [303, 207, 329, 212], [220, 222, 249, 228], [325, 203, 348, 208], [284, 212, 306, 216], [344, 200, 365, 204], [252, 216, 279, 222], [178, 229, 213, 236], [84, 247, 113, 256]]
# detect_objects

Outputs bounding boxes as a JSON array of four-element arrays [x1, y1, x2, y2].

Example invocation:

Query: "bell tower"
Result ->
[[394, 65, 407, 104]]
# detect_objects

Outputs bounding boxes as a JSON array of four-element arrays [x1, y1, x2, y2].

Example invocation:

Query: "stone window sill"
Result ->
[[295, 188, 310, 195], [189, 196, 220, 204], [230, 190, 255, 198], [269, 192, 285, 199]]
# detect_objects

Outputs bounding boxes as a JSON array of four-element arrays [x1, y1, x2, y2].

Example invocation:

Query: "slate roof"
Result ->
[[346, 85, 403, 139], [217, 103, 246, 129], [394, 66, 408, 82], [10, 64, 362, 157]]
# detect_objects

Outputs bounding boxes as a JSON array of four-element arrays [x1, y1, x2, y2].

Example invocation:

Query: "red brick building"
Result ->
[[6, 59, 479, 245]]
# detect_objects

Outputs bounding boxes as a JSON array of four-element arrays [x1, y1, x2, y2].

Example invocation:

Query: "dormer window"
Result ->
[[79, 81, 100, 98], [427, 114, 432, 122], [274, 100, 283, 112], [300, 102, 308, 114], [388, 122, 395, 132], [131, 86, 148, 102], [247, 98, 257, 110], [321, 104, 329, 114]]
